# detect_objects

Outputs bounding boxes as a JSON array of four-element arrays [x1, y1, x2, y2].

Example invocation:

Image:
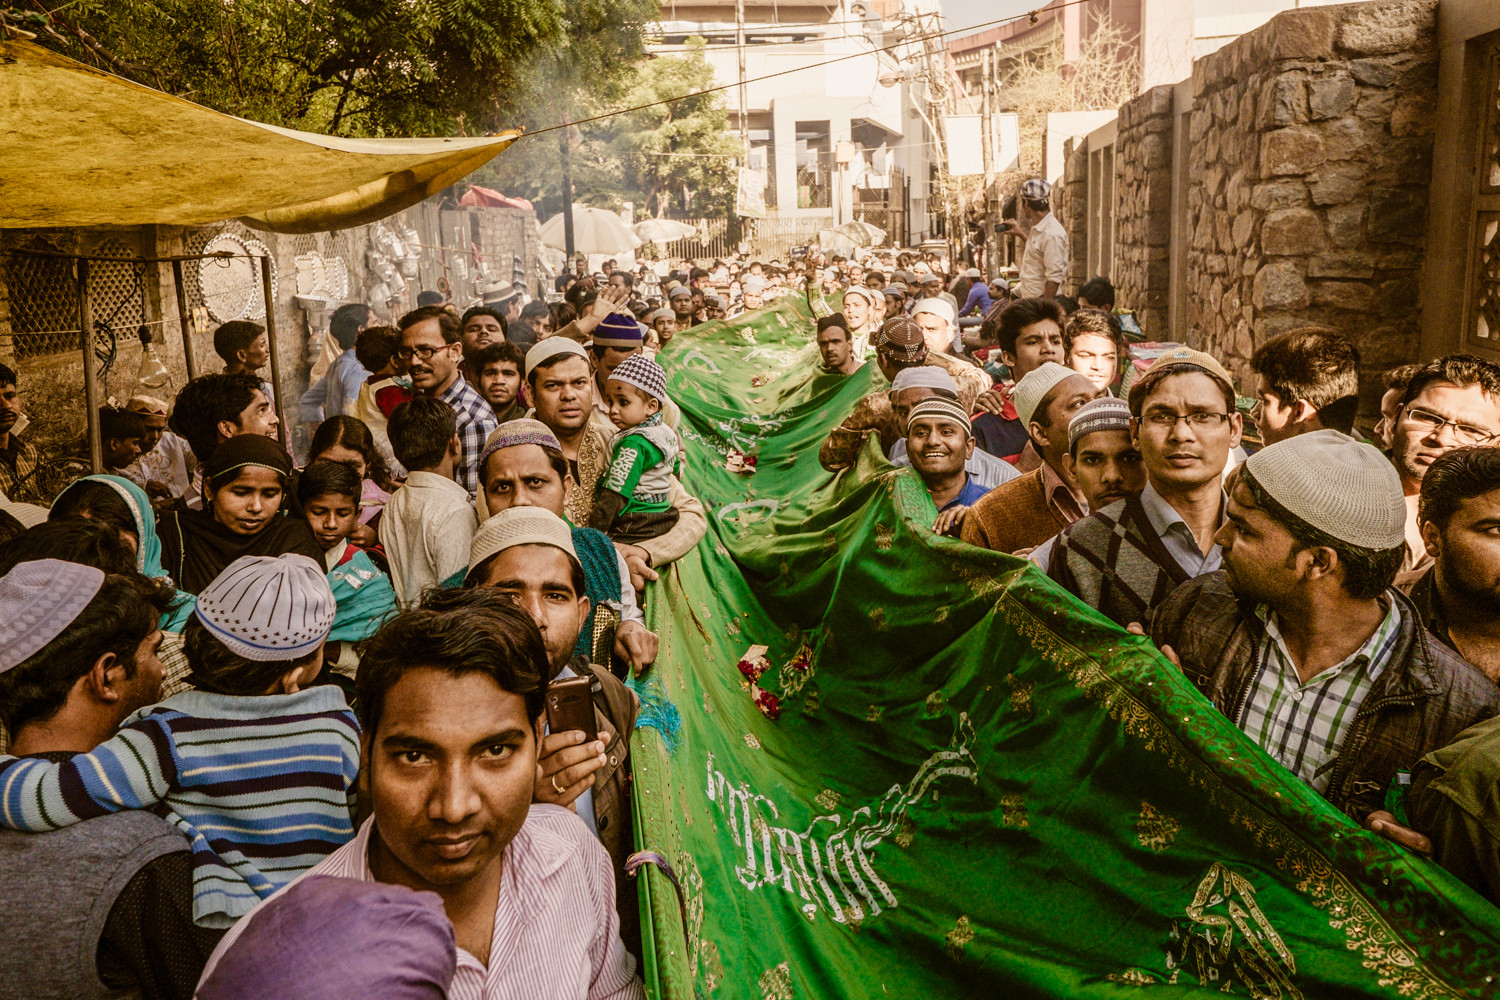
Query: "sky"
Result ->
[[941, 0, 1049, 35]]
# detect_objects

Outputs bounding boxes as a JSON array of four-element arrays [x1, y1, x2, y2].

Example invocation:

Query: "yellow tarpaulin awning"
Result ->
[[0, 39, 519, 233]]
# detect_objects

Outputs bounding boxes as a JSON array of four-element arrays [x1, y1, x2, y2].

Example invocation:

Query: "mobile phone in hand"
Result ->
[[545, 675, 598, 744]]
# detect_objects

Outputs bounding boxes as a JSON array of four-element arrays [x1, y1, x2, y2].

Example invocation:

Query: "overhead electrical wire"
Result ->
[[519, 0, 1097, 139]]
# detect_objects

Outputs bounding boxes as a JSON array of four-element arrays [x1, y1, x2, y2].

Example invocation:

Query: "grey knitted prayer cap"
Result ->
[[194, 554, 335, 662], [1244, 430, 1406, 550]]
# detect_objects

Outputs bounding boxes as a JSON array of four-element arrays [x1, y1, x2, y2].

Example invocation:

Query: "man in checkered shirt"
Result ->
[[398, 306, 499, 498], [1148, 430, 1500, 824]]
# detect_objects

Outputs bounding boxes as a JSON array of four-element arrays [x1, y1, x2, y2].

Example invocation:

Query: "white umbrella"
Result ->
[[830, 219, 886, 246], [632, 218, 697, 243], [539, 206, 642, 255]]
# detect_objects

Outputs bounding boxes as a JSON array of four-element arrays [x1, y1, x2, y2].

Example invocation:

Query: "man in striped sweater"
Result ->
[[0, 553, 359, 929]]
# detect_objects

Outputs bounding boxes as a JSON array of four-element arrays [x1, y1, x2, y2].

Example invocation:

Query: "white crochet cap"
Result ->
[[524, 337, 590, 379], [1244, 430, 1406, 550], [1013, 362, 1081, 427], [468, 506, 581, 581], [889, 366, 957, 395], [194, 554, 335, 662], [912, 298, 955, 326], [0, 559, 105, 673]]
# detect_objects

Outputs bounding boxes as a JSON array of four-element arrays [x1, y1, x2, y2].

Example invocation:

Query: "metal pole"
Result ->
[[981, 48, 998, 277], [258, 255, 287, 437], [171, 258, 198, 378], [78, 259, 103, 474], [735, 0, 749, 162], [559, 127, 576, 261]]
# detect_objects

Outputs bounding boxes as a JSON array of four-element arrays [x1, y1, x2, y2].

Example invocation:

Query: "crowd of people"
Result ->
[[2, 173, 1500, 997]]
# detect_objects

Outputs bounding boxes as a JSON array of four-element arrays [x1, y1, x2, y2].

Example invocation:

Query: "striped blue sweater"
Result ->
[[0, 686, 359, 928]]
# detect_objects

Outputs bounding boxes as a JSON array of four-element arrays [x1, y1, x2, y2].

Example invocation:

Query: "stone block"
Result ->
[[1147, 213, 1173, 246], [1308, 252, 1376, 279], [1368, 191, 1427, 244], [1253, 260, 1309, 309], [1267, 6, 1336, 61], [1261, 72, 1308, 128], [1338, 0, 1436, 57], [1251, 181, 1309, 211], [1146, 84, 1174, 119], [1378, 277, 1419, 314], [1349, 58, 1399, 88], [1262, 127, 1326, 176], [1354, 87, 1398, 124], [1143, 133, 1172, 170], [1308, 165, 1365, 206], [1391, 93, 1436, 138], [1322, 117, 1376, 162], [1232, 211, 1256, 247], [1312, 281, 1376, 311], [1216, 214, 1235, 253], [1262, 208, 1326, 255], [1369, 139, 1432, 188], [1325, 204, 1366, 249], [1307, 76, 1356, 120]]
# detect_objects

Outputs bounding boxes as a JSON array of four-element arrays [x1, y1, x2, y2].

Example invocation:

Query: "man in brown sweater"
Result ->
[[961, 362, 1097, 553]]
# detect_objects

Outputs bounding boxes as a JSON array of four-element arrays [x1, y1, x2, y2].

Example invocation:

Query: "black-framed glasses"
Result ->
[[1402, 406, 1497, 445], [396, 344, 451, 361], [1142, 411, 1232, 429]]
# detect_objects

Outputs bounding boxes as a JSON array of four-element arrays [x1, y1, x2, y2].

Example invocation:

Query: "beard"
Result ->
[[1438, 546, 1500, 617]]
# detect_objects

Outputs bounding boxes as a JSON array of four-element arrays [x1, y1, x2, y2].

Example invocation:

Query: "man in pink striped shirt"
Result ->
[[196, 589, 642, 1000]]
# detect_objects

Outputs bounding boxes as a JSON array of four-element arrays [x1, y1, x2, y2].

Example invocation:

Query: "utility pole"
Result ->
[[558, 123, 576, 265], [980, 48, 998, 277], [735, 0, 749, 162]]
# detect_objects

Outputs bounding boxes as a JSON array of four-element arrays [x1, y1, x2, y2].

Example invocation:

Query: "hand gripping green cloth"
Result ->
[[629, 295, 1500, 1000]]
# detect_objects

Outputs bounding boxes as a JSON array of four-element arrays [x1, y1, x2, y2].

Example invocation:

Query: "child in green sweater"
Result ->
[[589, 353, 682, 544]]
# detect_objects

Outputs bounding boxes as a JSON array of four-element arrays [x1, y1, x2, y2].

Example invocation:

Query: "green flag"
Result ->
[[630, 294, 1500, 999]]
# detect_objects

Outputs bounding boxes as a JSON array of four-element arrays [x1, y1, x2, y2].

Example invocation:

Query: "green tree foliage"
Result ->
[[487, 39, 740, 220], [11, 0, 656, 137]]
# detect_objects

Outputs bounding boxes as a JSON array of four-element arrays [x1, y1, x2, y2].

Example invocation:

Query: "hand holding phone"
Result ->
[[545, 675, 598, 745]]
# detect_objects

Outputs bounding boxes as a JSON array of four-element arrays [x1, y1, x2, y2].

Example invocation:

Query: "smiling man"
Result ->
[[1049, 347, 1242, 627], [906, 397, 989, 537], [1387, 355, 1500, 574], [196, 590, 642, 999], [400, 306, 498, 498]]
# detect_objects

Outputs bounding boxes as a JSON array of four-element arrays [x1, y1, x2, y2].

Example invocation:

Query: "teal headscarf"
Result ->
[[53, 474, 195, 629]]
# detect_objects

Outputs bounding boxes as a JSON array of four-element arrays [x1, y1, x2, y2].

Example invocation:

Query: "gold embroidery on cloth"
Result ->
[[758, 961, 793, 1000], [1165, 863, 1299, 999], [869, 607, 889, 631], [895, 814, 915, 848], [814, 789, 842, 811], [1001, 793, 1029, 829], [744, 732, 762, 750], [875, 522, 894, 551], [995, 593, 1468, 1000], [1006, 674, 1034, 715], [946, 915, 975, 959], [1138, 801, 1180, 853], [1107, 969, 1155, 987]]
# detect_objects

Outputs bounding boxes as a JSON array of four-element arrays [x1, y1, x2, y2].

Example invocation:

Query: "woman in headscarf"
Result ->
[[50, 473, 196, 629], [840, 285, 882, 360], [157, 435, 322, 594]]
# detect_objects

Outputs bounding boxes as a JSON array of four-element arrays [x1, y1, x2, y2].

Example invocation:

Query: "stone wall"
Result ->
[[1112, 85, 1175, 338], [1055, 137, 1090, 292], [1181, 0, 1439, 391]]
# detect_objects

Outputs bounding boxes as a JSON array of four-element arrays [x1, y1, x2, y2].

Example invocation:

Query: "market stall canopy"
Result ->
[[0, 39, 519, 233]]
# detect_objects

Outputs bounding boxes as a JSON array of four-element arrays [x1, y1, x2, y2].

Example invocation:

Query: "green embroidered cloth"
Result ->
[[630, 295, 1500, 999]]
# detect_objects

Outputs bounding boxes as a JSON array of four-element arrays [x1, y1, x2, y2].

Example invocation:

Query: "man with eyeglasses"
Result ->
[[398, 305, 498, 498], [1387, 355, 1500, 575], [1048, 347, 1242, 628]]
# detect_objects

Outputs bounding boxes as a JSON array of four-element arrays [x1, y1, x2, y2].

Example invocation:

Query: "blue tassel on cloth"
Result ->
[[628, 676, 682, 754]]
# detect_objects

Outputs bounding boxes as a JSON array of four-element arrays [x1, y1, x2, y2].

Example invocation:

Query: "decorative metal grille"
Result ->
[[4, 245, 79, 359], [1485, 48, 1500, 193], [1476, 213, 1500, 344], [198, 232, 277, 323], [89, 237, 145, 332]]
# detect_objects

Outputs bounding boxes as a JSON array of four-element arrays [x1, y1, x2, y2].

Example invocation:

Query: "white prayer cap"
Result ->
[[1244, 430, 1406, 550], [1012, 362, 1081, 427], [890, 366, 957, 395], [524, 337, 589, 378], [195, 554, 335, 662], [912, 298, 955, 326]]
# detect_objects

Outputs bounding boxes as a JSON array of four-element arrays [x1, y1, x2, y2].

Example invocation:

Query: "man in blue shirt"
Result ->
[[299, 303, 371, 425], [958, 268, 992, 318], [906, 396, 989, 539]]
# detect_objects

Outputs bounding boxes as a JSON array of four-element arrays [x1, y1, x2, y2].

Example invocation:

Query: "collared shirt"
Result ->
[[940, 475, 991, 512], [195, 809, 642, 1000], [379, 470, 479, 605], [323, 347, 371, 419], [437, 375, 500, 497], [1238, 599, 1403, 792], [889, 438, 1021, 490], [1038, 461, 1086, 525], [1017, 211, 1069, 298], [1138, 480, 1226, 577]]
